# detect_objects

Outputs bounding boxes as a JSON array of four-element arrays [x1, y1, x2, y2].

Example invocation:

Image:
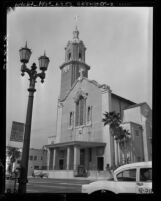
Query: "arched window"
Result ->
[[75, 95, 86, 126], [69, 112, 74, 127], [68, 53, 71, 61], [79, 52, 82, 60], [87, 106, 92, 122], [69, 112, 73, 127]]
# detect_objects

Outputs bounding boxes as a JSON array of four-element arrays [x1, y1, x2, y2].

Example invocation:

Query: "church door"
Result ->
[[80, 149, 85, 165], [59, 159, 64, 170], [97, 157, 104, 171]]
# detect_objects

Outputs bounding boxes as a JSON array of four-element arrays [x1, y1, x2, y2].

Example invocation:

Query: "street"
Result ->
[[6, 178, 92, 193]]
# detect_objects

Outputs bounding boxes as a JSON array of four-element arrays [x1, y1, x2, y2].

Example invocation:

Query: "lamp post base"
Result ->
[[18, 179, 28, 193]]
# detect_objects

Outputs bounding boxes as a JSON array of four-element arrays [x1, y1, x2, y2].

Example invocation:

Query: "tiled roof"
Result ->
[[111, 93, 136, 105], [125, 102, 147, 109]]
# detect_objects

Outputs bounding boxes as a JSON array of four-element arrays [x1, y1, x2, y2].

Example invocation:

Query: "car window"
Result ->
[[116, 169, 136, 182], [140, 168, 152, 182]]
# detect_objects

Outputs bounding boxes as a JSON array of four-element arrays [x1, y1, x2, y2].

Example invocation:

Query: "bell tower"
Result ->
[[59, 26, 90, 100]]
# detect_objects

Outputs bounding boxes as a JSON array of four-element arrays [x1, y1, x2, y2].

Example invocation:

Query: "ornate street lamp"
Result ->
[[18, 42, 50, 193], [38, 51, 50, 72], [19, 42, 32, 64]]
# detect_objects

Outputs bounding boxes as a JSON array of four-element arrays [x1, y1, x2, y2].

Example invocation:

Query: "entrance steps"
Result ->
[[87, 170, 113, 180]]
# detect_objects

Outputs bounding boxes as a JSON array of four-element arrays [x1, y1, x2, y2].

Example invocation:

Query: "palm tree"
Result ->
[[102, 111, 130, 166], [102, 111, 121, 129], [7, 147, 21, 174]]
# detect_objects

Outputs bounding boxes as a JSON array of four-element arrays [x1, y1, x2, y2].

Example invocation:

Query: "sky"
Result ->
[[6, 7, 153, 149]]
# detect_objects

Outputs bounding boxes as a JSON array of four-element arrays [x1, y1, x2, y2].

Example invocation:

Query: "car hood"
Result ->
[[82, 180, 116, 194], [82, 180, 116, 189], [88, 180, 114, 185]]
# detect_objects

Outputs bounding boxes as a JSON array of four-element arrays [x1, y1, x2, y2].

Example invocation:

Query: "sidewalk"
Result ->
[[28, 169, 113, 181], [28, 175, 111, 181]]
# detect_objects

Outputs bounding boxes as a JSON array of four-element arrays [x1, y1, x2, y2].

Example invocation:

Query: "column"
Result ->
[[117, 142, 121, 164], [66, 147, 71, 170], [101, 86, 112, 167], [142, 118, 149, 161], [47, 149, 51, 170], [56, 101, 63, 143], [49, 149, 54, 170], [130, 141, 133, 163], [114, 140, 118, 166], [53, 148, 57, 170], [74, 146, 80, 170]]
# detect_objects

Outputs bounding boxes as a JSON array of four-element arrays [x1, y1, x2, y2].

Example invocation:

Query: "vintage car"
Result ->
[[82, 161, 152, 195], [32, 170, 48, 178]]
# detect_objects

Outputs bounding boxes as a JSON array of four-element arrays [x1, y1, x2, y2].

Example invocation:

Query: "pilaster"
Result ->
[[53, 148, 57, 170], [47, 148, 50, 170], [142, 116, 149, 161], [56, 100, 63, 143], [67, 147, 71, 170], [74, 146, 80, 170], [101, 86, 114, 168]]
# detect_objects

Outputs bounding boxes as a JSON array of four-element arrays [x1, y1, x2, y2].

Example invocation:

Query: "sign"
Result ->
[[10, 121, 25, 142]]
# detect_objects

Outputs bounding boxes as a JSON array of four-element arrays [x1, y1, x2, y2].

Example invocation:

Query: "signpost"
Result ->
[[10, 121, 25, 142]]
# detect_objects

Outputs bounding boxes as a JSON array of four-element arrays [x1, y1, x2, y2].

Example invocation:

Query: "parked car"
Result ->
[[32, 170, 48, 178], [82, 161, 152, 195]]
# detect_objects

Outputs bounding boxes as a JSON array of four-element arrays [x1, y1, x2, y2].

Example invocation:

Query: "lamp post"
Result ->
[[18, 42, 50, 193]]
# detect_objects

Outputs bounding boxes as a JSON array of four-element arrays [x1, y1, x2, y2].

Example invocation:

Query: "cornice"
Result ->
[[59, 60, 90, 70]]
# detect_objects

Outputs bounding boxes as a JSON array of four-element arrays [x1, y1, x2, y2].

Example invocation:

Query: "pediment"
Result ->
[[59, 77, 109, 102]]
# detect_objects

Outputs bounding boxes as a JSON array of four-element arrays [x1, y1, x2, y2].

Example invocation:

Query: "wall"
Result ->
[[48, 170, 74, 179], [131, 123, 144, 162], [111, 94, 135, 120], [121, 122, 144, 163], [103, 93, 134, 167], [48, 136, 56, 145], [123, 104, 152, 161], [28, 148, 47, 176], [60, 65, 72, 100], [140, 104, 152, 161], [145, 119, 152, 160], [60, 78, 103, 143], [123, 107, 141, 124]]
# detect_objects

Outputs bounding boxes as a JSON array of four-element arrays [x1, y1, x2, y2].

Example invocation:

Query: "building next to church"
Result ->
[[45, 26, 152, 179], [6, 146, 47, 176]]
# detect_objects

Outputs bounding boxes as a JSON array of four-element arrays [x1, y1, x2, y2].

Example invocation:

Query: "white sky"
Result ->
[[6, 7, 153, 149]]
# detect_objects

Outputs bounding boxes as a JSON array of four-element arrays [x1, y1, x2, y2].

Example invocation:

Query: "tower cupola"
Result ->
[[73, 26, 79, 42], [59, 26, 90, 100]]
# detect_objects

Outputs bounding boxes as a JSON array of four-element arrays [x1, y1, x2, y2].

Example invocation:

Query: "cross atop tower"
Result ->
[[73, 15, 80, 40], [74, 15, 79, 27]]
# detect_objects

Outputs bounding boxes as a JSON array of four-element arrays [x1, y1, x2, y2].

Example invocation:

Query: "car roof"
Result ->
[[114, 161, 152, 173]]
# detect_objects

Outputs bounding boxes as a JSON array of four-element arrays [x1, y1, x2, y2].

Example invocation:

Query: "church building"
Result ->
[[45, 26, 152, 179]]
